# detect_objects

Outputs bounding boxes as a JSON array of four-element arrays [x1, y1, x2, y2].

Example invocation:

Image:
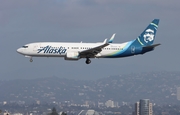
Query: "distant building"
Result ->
[[98, 102, 104, 108], [149, 103, 153, 115], [133, 99, 153, 115], [3, 101, 7, 105], [105, 100, 114, 108], [177, 87, 180, 100], [114, 101, 119, 107], [133, 102, 139, 115], [36, 100, 40, 105], [12, 113, 23, 115], [78, 110, 99, 115], [140, 99, 150, 115], [3, 111, 10, 115]]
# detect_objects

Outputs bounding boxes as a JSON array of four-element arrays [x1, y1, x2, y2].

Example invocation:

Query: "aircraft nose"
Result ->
[[17, 48, 23, 54]]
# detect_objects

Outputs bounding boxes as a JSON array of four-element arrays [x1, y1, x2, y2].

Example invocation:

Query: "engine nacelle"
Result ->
[[64, 52, 80, 60]]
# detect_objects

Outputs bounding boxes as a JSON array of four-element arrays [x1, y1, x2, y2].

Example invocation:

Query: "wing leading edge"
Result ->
[[79, 38, 109, 58]]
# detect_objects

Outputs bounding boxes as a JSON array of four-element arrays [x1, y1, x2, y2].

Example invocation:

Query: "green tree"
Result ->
[[61, 112, 67, 115], [49, 107, 59, 115]]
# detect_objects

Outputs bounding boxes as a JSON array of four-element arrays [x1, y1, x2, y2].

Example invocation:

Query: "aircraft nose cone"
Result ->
[[17, 48, 23, 54], [17, 48, 20, 53]]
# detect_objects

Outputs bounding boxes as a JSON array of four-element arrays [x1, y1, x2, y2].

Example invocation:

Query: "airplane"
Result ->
[[17, 19, 160, 64]]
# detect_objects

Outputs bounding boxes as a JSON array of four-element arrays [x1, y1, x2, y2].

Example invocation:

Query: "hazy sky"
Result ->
[[0, 0, 180, 80]]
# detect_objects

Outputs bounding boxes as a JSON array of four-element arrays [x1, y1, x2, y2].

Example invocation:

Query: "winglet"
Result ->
[[108, 33, 116, 43], [103, 38, 108, 44]]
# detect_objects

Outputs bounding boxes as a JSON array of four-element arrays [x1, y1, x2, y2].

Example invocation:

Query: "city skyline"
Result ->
[[0, 71, 180, 105], [0, 71, 180, 114]]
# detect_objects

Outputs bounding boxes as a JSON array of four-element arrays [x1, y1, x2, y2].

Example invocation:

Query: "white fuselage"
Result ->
[[17, 42, 130, 58]]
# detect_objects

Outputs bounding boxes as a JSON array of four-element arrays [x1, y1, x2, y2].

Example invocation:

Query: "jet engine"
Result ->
[[64, 52, 80, 60]]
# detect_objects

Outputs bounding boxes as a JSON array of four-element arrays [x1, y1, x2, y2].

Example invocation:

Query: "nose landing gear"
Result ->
[[30, 57, 33, 62], [86, 58, 91, 64]]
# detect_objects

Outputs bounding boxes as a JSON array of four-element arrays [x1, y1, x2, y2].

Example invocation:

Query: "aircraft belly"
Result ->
[[29, 52, 65, 57]]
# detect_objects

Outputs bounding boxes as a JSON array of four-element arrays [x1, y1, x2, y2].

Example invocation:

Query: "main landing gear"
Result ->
[[85, 58, 91, 64], [30, 57, 33, 62]]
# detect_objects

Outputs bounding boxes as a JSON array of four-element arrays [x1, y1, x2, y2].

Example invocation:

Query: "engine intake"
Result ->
[[64, 52, 80, 60]]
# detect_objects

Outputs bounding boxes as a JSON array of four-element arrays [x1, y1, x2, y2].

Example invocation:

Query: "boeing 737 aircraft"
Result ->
[[17, 19, 160, 64]]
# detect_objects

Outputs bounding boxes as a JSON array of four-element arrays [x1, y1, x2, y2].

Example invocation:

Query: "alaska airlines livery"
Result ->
[[17, 19, 160, 64]]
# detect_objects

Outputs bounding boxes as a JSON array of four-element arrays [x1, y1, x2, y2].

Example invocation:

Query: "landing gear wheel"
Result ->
[[30, 58, 33, 62], [86, 58, 91, 64]]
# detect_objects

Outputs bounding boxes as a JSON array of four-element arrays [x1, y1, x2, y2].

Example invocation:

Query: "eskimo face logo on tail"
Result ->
[[143, 29, 154, 43], [37, 46, 67, 54]]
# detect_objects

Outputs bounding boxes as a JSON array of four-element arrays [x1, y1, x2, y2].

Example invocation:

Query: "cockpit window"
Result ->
[[22, 46, 28, 48]]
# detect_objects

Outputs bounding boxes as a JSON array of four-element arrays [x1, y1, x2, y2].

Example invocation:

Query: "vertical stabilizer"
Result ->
[[136, 19, 159, 46]]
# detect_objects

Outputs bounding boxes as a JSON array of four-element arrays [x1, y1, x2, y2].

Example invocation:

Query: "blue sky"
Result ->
[[0, 0, 180, 80]]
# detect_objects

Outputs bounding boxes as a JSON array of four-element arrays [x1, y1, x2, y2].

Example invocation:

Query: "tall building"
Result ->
[[149, 103, 153, 115], [177, 87, 180, 100], [133, 99, 153, 115], [139, 99, 150, 115], [133, 102, 139, 115]]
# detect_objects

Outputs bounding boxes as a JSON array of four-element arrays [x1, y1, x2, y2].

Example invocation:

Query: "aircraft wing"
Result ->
[[79, 39, 109, 58]]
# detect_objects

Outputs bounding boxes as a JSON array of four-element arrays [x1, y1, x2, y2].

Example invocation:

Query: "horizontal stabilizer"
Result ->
[[143, 43, 161, 49], [141, 43, 161, 54]]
